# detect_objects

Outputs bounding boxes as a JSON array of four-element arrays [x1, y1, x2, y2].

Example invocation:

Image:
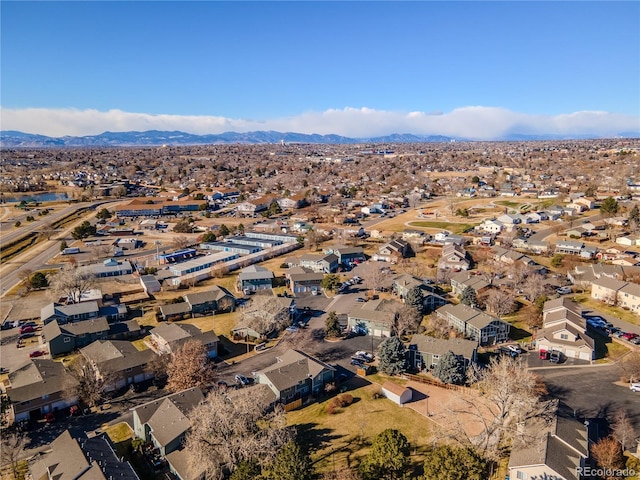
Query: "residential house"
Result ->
[[140, 274, 162, 294], [435, 303, 510, 345], [29, 430, 138, 480], [407, 335, 478, 372], [332, 246, 366, 266], [391, 274, 446, 313], [237, 265, 274, 292], [536, 298, 594, 361], [6, 359, 77, 423], [555, 240, 585, 256], [591, 277, 640, 313], [299, 253, 339, 273], [42, 318, 110, 356], [184, 286, 235, 315], [450, 271, 491, 298], [491, 246, 536, 267], [41, 301, 100, 325], [287, 270, 325, 294], [158, 302, 192, 322], [132, 387, 204, 457], [80, 340, 158, 391], [277, 194, 308, 210], [476, 219, 504, 234], [256, 349, 336, 406], [438, 243, 471, 271], [508, 414, 590, 480], [347, 299, 397, 337], [148, 323, 218, 358], [236, 196, 272, 216], [373, 239, 412, 263]]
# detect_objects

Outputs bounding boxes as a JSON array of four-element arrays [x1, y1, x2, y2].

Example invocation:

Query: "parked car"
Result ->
[[622, 332, 639, 341], [350, 359, 364, 368], [613, 330, 626, 338], [631, 337, 640, 345], [29, 350, 46, 358], [20, 325, 35, 334], [549, 351, 562, 363], [507, 344, 525, 354], [44, 412, 55, 423], [355, 351, 374, 362], [1, 322, 15, 330], [539, 350, 549, 360], [630, 383, 640, 392], [556, 287, 572, 295], [235, 374, 250, 386], [356, 297, 366, 302]]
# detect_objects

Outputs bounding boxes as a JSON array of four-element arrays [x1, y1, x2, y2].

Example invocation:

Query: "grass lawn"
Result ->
[[407, 221, 479, 235], [105, 421, 134, 444], [287, 382, 433, 474], [494, 200, 521, 209], [180, 311, 240, 338], [572, 294, 639, 326]]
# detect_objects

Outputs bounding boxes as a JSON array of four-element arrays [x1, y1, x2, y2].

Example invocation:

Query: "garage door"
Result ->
[[565, 349, 576, 358], [579, 351, 591, 360]]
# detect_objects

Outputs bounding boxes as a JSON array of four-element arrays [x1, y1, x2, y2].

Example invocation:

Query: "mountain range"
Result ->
[[0, 130, 637, 147]]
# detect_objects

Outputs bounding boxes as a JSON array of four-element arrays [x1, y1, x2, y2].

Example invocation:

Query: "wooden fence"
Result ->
[[401, 373, 473, 395]]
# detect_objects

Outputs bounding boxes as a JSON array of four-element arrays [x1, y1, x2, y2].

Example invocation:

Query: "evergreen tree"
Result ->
[[325, 311, 342, 338], [405, 286, 425, 313], [218, 224, 230, 236], [421, 445, 486, 480], [229, 460, 262, 480], [432, 350, 466, 385], [321, 274, 341, 292], [628, 204, 640, 229], [600, 196, 619, 217], [265, 441, 313, 480], [460, 286, 477, 306], [29, 272, 49, 290], [59, 240, 68, 251], [201, 231, 216, 243], [359, 429, 410, 480], [377, 337, 407, 375]]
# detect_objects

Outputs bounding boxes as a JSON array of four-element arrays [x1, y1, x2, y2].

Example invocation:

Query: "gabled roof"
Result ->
[[8, 359, 76, 403], [543, 297, 582, 316], [238, 265, 275, 280], [81, 340, 157, 373], [536, 322, 595, 350], [30, 430, 138, 480], [150, 323, 218, 347], [410, 335, 477, 360], [41, 301, 100, 320], [132, 387, 204, 448], [259, 349, 335, 392], [184, 286, 231, 306], [508, 414, 589, 480]]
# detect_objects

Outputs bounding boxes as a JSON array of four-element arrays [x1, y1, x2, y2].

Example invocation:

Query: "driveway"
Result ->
[[536, 364, 640, 437]]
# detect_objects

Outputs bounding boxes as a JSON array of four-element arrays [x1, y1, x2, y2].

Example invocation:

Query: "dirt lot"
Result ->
[[404, 380, 494, 439]]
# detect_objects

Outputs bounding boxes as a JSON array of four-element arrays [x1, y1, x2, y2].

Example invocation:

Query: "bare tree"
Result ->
[[111, 185, 127, 198], [386, 303, 420, 338], [364, 266, 391, 294], [238, 295, 291, 337], [39, 223, 56, 240], [610, 410, 636, 452], [438, 356, 555, 461], [521, 272, 546, 302], [48, 265, 96, 303], [1, 429, 27, 479], [173, 235, 191, 250], [167, 340, 216, 393], [184, 386, 293, 479], [619, 352, 640, 383], [421, 313, 453, 339], [591, 436, 625, 480], [483, 289, 516, 318], [64, 356, 111, 408]]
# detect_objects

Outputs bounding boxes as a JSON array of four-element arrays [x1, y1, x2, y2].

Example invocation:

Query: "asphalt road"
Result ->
[[535, 364, 640, 437]]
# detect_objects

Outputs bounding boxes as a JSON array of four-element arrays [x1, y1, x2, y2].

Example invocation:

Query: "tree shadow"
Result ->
[[295, 422, 344, 455]]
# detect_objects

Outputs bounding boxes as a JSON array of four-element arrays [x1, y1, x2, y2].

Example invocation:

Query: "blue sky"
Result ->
[[1, 1, 639, 139]]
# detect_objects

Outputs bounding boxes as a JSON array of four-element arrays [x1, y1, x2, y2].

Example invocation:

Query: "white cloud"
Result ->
[[0, 106, 638, 139]]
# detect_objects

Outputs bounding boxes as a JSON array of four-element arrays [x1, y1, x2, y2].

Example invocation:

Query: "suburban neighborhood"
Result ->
[[1, 138, 640, 479]]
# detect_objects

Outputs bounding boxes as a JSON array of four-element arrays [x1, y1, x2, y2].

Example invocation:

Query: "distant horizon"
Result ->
[[1, 2, 638, 139]]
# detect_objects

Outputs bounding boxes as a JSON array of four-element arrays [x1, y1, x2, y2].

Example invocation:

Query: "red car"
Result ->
[[44, 412, 55, 423], [20, 325, 35, 334], [622, 332, 639, 341], [29, 350, 46, 358]]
